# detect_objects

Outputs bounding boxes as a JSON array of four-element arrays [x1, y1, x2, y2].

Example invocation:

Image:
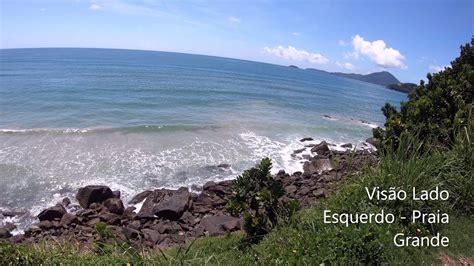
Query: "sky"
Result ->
[[0, 0, 472, 82]]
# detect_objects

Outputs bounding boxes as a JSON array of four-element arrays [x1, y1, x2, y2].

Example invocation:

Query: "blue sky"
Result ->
[[1, 0, 472, 82]]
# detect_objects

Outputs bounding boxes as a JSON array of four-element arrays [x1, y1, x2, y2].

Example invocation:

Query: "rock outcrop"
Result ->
[[5, 141, 377, 250], [76, 185, 114, 208]]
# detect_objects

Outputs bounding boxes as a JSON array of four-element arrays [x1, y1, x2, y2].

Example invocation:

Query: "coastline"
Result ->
[[0, 138, 378, 249]]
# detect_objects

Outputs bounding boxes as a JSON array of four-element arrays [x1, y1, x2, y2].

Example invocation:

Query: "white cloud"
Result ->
[[90, 4, 102, 10], [351, 35, 407, 69], [343, 51, 359, 59], [292, 32, 301, 36], [336, 61, 354, 70], [228, 16, 241, 23], [338, 40, 347, 46], [264, 45, 329, 64], [40, 7, 47, 12], [429, 65, 449, 73]]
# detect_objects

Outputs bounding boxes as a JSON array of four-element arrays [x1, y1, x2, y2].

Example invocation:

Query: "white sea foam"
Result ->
[[0, 127, 375, 231]]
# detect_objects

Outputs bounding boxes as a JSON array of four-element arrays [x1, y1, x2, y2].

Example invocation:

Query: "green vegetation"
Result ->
[[227, 158, 299, 244], [386, 82, 418, 93], [1, 39, 473, 265], [373, 38, 474, 150]]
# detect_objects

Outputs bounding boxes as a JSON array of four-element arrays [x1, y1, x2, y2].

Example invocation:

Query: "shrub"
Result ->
[[374, 38, 474, 150], [227, 158, 299, 244]]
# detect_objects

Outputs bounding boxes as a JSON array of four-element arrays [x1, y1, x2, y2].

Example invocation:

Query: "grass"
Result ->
[[1, 132, 472, 265]]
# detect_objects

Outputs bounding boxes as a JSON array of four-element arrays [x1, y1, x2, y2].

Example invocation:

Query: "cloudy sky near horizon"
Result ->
[[1, 0, 472, 82]]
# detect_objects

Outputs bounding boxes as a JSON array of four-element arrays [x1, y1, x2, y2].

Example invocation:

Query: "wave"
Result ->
[[0, 124, 221, 136]]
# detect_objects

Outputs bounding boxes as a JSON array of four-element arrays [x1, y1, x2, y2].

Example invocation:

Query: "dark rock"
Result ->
[[38, 220, 53, 230], [217, 163, 231, 169], [87, 217, 101, 227], [179, 211, 197, 226], [0, 228, 12, 239], [313, 188, 328, 198], [157, 237, 172, 249], [303, 158, 333, 176], [24, 226, 41, 237], [37, 204, 66, 221], [128, 220, 142, 230], [190, 184, 201, 191], [299, 137, 314, 142], [62, 197, 71, 207], [100, 213, 121, 225], [341, 143, 353, 148], [200, 215, 241, 236], [10, 234, 25, 243], [1, 211, 26, 217], [162, 223, 182, 234], [60, 213, 79, 226], [285, 185, 297, 194], [293, 148, 306, 154], [76, 185, 114, 208], [311, 141, 330, 154], [124, 207, 136, 216], [106, 225, 127, 241], [112, 190, 121, 199], [89, 202, 101, 210], [366, 137, 378, 146], [202, 181, 216, 191], [2, 222, 16, 232], [192, 194, 214, 214], [122, 227, 141, 240], [204, 180, 232, 193], [298, 187, 310, 196], [318, 171, 339, 183], [129, 191, 152, 205], [104, 198, 124, 215], [76, 209, 96, 217], [138, 188, 191, 220], [142, 228, 160, 244], [210, 196, 227, 207], [154, 188, 191, 220], [275, 170, 287, 179]]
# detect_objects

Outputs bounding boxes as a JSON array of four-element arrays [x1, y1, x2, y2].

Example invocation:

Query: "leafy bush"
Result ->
[[227, 158, 299, 243], [374, 38, 474, 150]]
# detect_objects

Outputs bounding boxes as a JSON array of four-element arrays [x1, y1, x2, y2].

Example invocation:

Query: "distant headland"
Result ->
[[291, 65, 417, 93]]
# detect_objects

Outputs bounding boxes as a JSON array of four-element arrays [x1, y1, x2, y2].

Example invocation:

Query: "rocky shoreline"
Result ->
[[0, 139, 378, 250]]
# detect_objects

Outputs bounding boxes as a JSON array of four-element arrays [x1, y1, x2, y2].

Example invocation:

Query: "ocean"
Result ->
[[0, 48, 406, 231]]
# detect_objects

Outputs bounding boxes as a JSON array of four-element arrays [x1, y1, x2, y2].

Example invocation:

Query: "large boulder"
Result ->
[[0, 228, 12, 239], [37, 204, 67, 221], [60, 213, 79, 226], [128, 190, 153, 204], [303, 158, 333, 175], [202, 180, 233, 197], [200, 215, 241, 236], [76, 185, 114, 208], [138, 187, 191, 220], [311, 141, 330, 154], [141, 228, 161, 244], [0, 222, 16, 239], [104, 198, 124, 215]]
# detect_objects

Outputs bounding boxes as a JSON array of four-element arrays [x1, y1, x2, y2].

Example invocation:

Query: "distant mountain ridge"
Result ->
[[304, 67, 416, 93], [331, 71, 400, 86]]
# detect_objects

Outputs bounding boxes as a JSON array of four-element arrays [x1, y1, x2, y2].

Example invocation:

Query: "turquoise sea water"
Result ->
[[0, 48, 406, 230]]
